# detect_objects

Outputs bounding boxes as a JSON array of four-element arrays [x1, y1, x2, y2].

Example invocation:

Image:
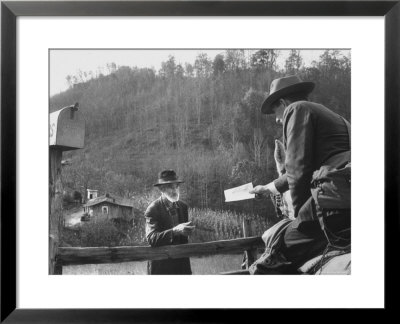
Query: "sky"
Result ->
[[50, 49, 350, 96]]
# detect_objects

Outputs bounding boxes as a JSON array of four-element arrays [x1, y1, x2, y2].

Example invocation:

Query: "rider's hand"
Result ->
[[172, 221, 195, 237], [249, 185, 271, 196]]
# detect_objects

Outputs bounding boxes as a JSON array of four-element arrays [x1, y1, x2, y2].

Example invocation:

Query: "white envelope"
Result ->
[[224, 182, 255, 202]]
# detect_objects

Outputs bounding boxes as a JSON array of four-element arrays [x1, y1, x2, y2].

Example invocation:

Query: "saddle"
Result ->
[[249, 219, 351, 275]]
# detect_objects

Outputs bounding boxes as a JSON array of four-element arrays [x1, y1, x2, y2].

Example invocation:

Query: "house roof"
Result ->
[[84, 193, 134, 208]]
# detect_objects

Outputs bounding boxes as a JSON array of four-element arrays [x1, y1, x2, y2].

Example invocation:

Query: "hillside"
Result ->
[[51, 49, 351, 219]]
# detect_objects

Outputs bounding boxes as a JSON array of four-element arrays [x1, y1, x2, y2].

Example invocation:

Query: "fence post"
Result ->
[[49, 148, 63, 275], [242, 218, 257, 269]]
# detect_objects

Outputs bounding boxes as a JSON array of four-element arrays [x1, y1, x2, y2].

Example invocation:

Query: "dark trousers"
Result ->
[[282, 212, 351, 268], [147, 257, 192, 275]]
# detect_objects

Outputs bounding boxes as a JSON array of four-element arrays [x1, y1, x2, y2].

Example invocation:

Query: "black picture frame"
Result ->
[[1, 0, 399, 322]]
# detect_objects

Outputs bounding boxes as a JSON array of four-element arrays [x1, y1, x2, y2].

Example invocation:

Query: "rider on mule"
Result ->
[[250, 75, 351, 268]]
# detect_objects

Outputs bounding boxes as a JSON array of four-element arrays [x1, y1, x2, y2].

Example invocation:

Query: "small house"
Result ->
[[83, 193, 135, 224]]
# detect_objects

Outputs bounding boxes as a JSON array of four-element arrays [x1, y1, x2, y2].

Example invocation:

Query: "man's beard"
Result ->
[[164, 189, 180, 202]]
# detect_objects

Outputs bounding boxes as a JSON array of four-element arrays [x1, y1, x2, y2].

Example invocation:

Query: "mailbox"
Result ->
[[49, 103, 85, 151]]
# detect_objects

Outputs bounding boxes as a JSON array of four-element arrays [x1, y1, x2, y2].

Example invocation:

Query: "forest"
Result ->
[[51, 49, 351, 224]]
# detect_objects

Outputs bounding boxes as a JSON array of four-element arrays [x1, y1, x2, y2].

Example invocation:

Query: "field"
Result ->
[[63, 253, 245, 275], [62, 207, 276, 247]]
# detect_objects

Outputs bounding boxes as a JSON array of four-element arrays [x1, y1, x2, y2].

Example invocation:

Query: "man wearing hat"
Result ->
[[250, 75, 351, 267], [145, 169, 195, 274]]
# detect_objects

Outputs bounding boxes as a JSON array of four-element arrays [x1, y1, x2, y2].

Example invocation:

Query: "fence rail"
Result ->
[[58, 236, 264, 266]]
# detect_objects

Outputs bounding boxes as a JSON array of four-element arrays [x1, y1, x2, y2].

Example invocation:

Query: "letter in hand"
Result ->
[[173, 221, 196, 237], [249, 185, 271, 198]]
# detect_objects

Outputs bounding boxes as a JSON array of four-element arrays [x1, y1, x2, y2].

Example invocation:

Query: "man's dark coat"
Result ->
[[145, 196, 192, 274], [273, 101, 351, 230]]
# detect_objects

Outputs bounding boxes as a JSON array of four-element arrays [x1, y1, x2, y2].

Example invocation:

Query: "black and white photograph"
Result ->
[[49, 49, 351, 275], [2, 0, 396, 318]]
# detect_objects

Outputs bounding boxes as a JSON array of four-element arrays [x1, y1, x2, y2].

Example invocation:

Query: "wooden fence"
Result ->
[[55, 236, 264, 274]]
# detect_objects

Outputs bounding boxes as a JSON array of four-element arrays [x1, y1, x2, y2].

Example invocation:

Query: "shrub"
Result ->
[[62, 192, 75, 207], [60, 226, 81, 247], [79, 219, 125, 247], [73, 190, 82, 202], [118, 220, 147, 246]]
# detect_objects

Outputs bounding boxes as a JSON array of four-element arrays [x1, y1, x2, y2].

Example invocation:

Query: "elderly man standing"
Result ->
[[250, 75, 351, 268], [145, 169, 195, 275]]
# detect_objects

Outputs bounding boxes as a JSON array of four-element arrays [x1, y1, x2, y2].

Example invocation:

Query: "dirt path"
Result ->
[[64, 207, 84, 226]]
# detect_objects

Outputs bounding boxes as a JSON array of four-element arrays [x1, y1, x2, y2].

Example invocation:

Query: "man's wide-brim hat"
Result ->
[[154, 169, 184, 187], [261, 75, 315, 114]]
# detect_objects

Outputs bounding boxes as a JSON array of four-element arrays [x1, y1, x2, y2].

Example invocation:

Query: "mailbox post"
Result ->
[[49, 103, 84, 274]]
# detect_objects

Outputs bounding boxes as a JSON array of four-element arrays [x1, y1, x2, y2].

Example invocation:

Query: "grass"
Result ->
[[191, 253, 245, 274], [63, 261, 147, 275], [63, 253, 245, 275]]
